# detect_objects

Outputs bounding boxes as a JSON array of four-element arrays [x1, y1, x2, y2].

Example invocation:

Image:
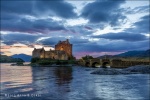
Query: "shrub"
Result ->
[[31, 58, 40, 63]]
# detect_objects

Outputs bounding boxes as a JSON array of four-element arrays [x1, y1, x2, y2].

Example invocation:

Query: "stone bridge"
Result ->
[[77, 58, 150, 68]]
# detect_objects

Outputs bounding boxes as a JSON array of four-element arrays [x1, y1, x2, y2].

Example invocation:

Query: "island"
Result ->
[[31, 39, 76, 67]]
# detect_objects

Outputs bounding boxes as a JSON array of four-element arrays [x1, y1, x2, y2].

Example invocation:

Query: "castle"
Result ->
[[32, 39, 73, 60]]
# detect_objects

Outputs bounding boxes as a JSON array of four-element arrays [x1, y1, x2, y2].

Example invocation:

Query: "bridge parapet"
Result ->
[[111, 59, 150, 68], [77, 58, 150, 68]]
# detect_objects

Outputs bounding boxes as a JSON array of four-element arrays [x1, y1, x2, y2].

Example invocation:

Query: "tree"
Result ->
[[82, 55, 93, 60], [31, 58, 40, 63]]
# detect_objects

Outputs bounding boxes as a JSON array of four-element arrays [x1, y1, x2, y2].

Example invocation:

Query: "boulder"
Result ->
[[123, 65, 150, 74]]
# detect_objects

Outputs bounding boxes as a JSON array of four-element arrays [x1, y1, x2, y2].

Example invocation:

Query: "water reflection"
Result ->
[[30, 66, 73, 99], [0, 64, 34, 99], [1, 64, 32, 84], [54, 67, 73, 86]]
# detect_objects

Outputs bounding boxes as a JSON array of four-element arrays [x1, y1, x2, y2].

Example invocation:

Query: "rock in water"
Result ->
[[123, 65, 150, 74], [91, 68, 131, 75], [91, 65, 150, 75]]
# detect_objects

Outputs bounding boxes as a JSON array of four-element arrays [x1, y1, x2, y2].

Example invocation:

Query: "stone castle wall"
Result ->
[[32, 39, 73, 60], [55, 39, 72, 58]]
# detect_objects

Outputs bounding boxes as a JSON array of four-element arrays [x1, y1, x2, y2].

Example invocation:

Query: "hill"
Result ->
[[0, 54, 24, 63], [97, 49, 150, 60], [114, 49, 150, 57], [138, 49, 150, 57], [11, 54, 32, 62]]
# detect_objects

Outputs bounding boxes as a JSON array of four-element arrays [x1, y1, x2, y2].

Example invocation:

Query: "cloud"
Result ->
[[74, 40, 149, 53], [122, 14, 150, 35], [1, 0, 76, 33], [1, 0, 33, 15], [133, 15, 150, 34], [92, 32, 147, 41], [84, 26, 93, 30], [35, 0, 77, 18], [1, 0, 149, 58], [1, 18, 66, 33], [1, 33, 40, 45], [1, 0, 77, 19], [36, 37, 62, 46], [81, 0, 126, 26], [36, 36, 90, 47]]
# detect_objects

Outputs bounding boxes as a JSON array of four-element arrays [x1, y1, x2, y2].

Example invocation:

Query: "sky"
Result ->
[[1, 0, 150, 59]]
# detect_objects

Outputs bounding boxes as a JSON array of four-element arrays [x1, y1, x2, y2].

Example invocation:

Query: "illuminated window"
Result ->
[[60, 46, 63, 50]]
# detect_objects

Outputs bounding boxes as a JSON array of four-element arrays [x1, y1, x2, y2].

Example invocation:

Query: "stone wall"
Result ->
[[111, 59, 150, 68], [32, 39, 73, 60]]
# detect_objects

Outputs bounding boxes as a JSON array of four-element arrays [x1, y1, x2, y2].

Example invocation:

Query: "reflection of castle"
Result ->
[[54, 67, 73, 86], [32, 39, 73, 60]]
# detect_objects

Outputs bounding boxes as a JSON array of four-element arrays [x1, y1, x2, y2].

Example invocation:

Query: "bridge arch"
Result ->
[[92, 62, 100, 67], [85, 62, 90, 67], [101, 62, 110, 68]]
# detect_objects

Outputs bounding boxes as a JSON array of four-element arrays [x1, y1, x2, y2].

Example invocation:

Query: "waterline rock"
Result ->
[[91, 68, 131, 75], [124, 65, 150, 74], [91, 65, 150, 75]]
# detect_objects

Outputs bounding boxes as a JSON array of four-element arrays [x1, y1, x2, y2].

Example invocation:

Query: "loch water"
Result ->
[[0, 63, 150, 100]]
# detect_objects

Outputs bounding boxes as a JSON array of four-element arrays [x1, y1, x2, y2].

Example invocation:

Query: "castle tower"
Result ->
[[32, 47, 45, 58], [55, 39, 72, 59]]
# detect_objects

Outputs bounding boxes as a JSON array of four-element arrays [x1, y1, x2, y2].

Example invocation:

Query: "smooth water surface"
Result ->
[[0, 63, 150, 100]]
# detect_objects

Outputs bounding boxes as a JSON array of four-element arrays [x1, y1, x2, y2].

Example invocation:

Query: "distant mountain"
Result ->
[[0, 54, 24, 63], [97, 49, 150, 58], [138, 49, 150, 57], [114, 49, 150, 57], [11, 54, 32, 62]]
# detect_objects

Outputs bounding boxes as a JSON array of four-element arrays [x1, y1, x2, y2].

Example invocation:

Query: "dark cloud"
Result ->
[[92, 32, 147, 41], [81, 0, 126, 26], [133, 15, 150, 34], [1, 12, 19, 20], [74, 40, 149, 53], [84, 26, 93, 30], [1, 0, 76, 33], [37, 37, 60, 46], [123, 14, 150, 35], [1, 0, 33, 15], [1, 0, 128, 34], [70, 38, 89, 45], [1, 33, 40, 45], [1, 0, 77, 19], [1, 18, 66, 33], [66, 25, 95, 35], [35, 0, 77, 18], [37, 36, 89, 47]]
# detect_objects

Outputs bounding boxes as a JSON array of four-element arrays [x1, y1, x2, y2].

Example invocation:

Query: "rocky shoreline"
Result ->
[[91, 65, 150, 75]]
